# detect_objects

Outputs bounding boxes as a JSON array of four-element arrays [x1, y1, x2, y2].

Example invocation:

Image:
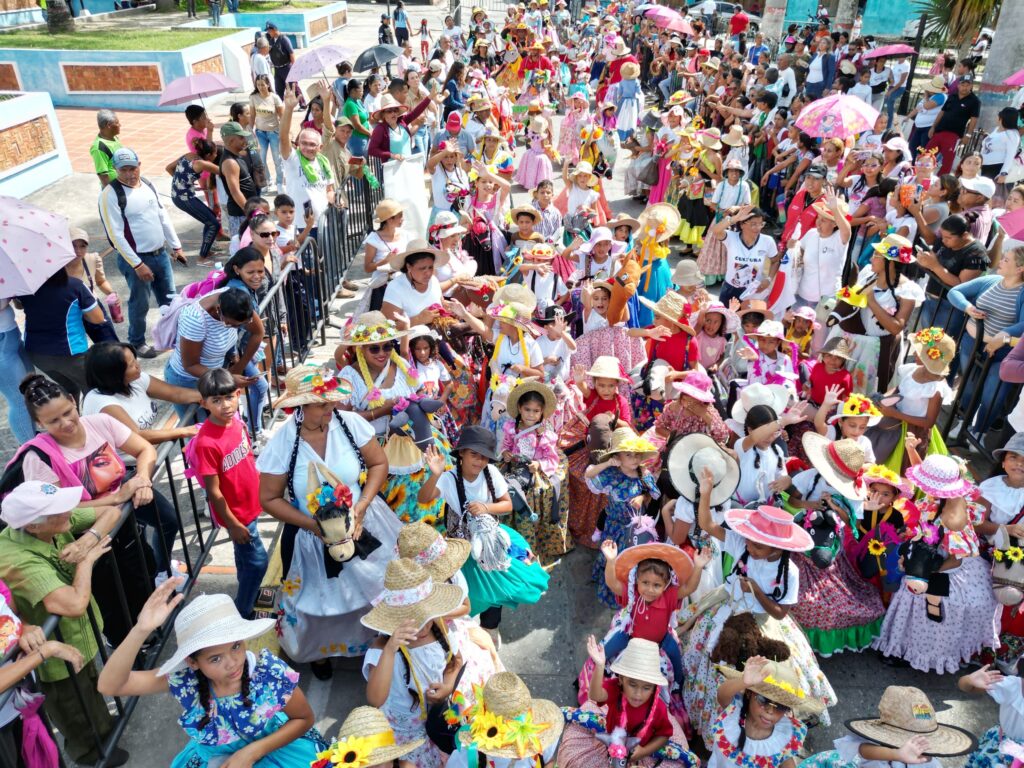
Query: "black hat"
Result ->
[[455, 425, 497, 460], [533, 305, 577, 325], [264, 21, 277, 29]]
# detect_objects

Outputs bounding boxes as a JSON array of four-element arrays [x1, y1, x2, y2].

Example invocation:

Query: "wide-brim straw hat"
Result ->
[[723, 505, 814, 552], [384, 434, 424, 476], [609, 638, 668, 686], [802, 434, 868, 500], [737, 298, 774, 322], [340, 311, 410, 346], [639, 291, 689, 331], [372, 93, 408, 121], [600, 426, 659, 462], [507, 380, 556, 419], [613, 542, 694, 587], [397, 521, 471, 583], [846, 686, 977, 757], [717, 661, 825, 715], [667, 433, 740, 507], [374, 198, 403, 224], [387, 238, 450, 271], [820, 335, 855, 361], [487, 283, 538, 328], [158, 594, 275, 675], [510, 205, 542, 224], [608, 213, 641, 234], [458, 673, 564, 758], [638, 203, 682, 243], [702, 58, 720, 71], [672, 259, 704, 287], [871, 233, 915, 263], [828, 393, 882, 426], [923, 75, 946, 94], [722, 124, 748, 147], [906, 454, 975, 499], [698, 128, 722, 150], [361, 558, 465, 634], [325, 707, 424, 765], [585, 355, 628, 382], [274, 365, 353, 410], [610, 38, 630, 56], [813, 197, 850, 223], [910, 327, 956, 376], [620, 61, 641, 80]]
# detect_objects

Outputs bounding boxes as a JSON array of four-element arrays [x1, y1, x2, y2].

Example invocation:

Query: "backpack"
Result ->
[[100, 177, 163, 255], [150, 270, 225, 351]]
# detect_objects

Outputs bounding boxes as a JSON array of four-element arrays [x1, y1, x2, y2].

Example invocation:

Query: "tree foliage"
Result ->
[[911, 0, 999, 46]]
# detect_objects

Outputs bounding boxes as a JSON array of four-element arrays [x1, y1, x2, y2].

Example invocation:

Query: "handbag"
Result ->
[[424, 661, 468, 754], [635, 154, 660, 186]]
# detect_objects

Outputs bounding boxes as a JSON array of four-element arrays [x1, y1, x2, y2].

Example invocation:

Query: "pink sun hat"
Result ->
[[673, 370, 715, 403], [791, 305, 820, 330], [723, 505, 814, 552], [905, 454, 975, 499]]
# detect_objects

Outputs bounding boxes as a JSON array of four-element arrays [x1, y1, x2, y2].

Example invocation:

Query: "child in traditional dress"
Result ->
[[740, 319, 799, 395], [560, 90, 590, 166], [813, 391, 881, 465], [694, 301, 738, 373], [409, 327, 458, 440]]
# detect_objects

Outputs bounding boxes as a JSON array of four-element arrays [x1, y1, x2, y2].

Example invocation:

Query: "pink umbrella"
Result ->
[[999, 208, 1024, 240], [1004, 68, 1024, 87], [645, 5, 693, 34], [286, 44, 354, 83], [664, 16, 695, 35], [0, 196, 76, 299], [158, 72, 238, 106], [862, 43, 916, 60], [794, 93, 880, 139]]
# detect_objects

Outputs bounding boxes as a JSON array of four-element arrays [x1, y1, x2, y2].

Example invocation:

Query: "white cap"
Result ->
[[0, 481, 83, 529]]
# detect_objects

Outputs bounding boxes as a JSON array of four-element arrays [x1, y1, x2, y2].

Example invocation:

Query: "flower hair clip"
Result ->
[[886, 245, 914, 263]]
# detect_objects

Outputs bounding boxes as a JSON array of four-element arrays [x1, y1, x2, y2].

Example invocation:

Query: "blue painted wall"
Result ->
[[181, 2, 346, 46], [1, 0, 119, 29], [860, 0, 917, 37], [0, 91, 72, 197]]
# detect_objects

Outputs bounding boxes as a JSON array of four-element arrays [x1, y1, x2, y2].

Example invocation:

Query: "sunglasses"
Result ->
[[257, 230, 281, 238], [366, 343, 391, 354], [753, 694, 791, 715]]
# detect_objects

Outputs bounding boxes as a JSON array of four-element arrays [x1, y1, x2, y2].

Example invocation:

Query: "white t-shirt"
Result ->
[[382, 273, 444, 320], [889, 60, 910, 89], [283, 152, 333, 220], [490, 333, 544, 375], [537, 334, 571, 382], [523, 270, 567, 310], [795, 229, 846, 303], [437, 465, 510, 513], [734, 440, 786, 505], [81, 372, 158, 463], [989, 674, 1024, 741], [723, 230, 777, 290], [849, 82, 873, 104], [721, 529, 800, 613], [868, 67, 892, 90], [777, 67, 798, 108], [415, 358, 451, 389], [979, 477, 1024, 545]]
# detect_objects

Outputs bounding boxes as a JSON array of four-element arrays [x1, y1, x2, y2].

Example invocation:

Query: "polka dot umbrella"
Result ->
[[0, 196, 76, 299]]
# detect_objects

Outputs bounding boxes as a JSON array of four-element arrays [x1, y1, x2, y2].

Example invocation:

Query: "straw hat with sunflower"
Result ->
[[275, 364, 353, 411], [459, 673, 563, 759], [312, 707, 422, 768]]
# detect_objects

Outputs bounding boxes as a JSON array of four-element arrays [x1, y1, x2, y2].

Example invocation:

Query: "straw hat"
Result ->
[[458, 673, 564, 758], [621, 61, 641, 80], [374, 198, 403, 224], [639, 291, 689, 330], [608, 213, 641, 234], [702, 57, 720, 71], [609, 638, 668, 686], [610, 37, 630, 56], [923, 75, 946, 94], [510, 205, 542, 223], [861, 464, 912, 498], [910, 327, 956, 376], [397, 521, 471, 582], [360, 558, 465, 634], [585, 355, 628, 382], [274, 364, 353, 410], [319, 707, 423, 766], [372, 93, 408, 120], [871, 233, 915, 263], [340, 311, 410, 346], [506, 380, 556, 419], [737, 298, 774, 322], [846, 686, 976, 757], [524, 243, 557, 261], [667, 90, 695, 107], [487, 283, 538, 326], [723, 505, 814, 552], [819, 335, 854, 361], [667, 433, 740, 507], [697, 128, 723, 151], [383, 434, 424, 476], [906, 454, 975, 499], [639, 202, 682, 243], [828, 393, 882, 426], [813, 197, 849, 223], [672, 259, 704, 287], [802, 434, 869, 500], [387, 238, 450, 271], [722, 124, 748, 147], [157, 594, 275, 675], [717, 660, 825, 715], [613, 542, 694, 587], [569, 160, 599, 187], [527, 116, 548, 135], [601, 426, 659, 462]]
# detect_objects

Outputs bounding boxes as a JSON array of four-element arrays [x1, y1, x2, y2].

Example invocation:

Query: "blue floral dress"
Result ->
[[168, 649, 326, 768], [587, 467, 661, 608]]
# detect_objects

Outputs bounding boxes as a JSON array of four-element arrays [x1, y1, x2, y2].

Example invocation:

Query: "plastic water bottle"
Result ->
[[106, 293, 124, 323]]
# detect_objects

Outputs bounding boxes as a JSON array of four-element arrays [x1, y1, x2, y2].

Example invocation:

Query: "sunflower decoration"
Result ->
[[867, 539, 887, 557], [1008, 546, 1024, 563], [471, 711, 511, 751], [313, 735, 375, 768]]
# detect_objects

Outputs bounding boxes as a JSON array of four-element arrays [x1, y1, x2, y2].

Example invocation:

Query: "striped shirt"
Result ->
[[168, 294, 238, 377], [976, 282, 1022, 337]]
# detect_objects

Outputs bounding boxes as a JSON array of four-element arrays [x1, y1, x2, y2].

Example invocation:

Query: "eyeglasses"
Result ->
[[753, 694, 791, 715], [257, 230, 281, 238], [366, 344, 390, 354]]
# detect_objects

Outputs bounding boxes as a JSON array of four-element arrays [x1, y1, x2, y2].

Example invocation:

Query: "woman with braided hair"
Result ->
[[256, 364, 401, 680], [98, 579, 326, 768]]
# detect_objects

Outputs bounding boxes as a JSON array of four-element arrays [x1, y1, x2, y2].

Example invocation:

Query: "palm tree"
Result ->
[[912, 0, 998, 49], [46, 0, 75, 33], [978, 0, 1024, 128]]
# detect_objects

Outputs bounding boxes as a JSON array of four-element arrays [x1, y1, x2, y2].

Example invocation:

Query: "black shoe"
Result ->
[[926, 598, 945, 623], [135, 344, 161, 359], [877, 651, 909, 667], [310, 658, 333, 680]]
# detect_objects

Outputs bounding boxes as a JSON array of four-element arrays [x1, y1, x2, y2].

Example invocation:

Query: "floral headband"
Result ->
[[862, 464, 910, 496], [306, 480, 353, 516], [914, 327, 948, 361], [838, 393, 881, 420], [349, 319, 401, 343], [312, 732, 401, 768]]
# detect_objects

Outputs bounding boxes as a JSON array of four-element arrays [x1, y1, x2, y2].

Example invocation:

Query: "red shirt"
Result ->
[[729, 11, 749, 34], [607, 55, 639, 86], [808, 365, 853, 406], [650, 332, 699, 371], [521, 54, 555, 75], [585, 391, 633, 424], [781, 189, 822, 253], [192, 418, 262, 527], [615, 588, 680, 643], [601, 678, 674, 744]]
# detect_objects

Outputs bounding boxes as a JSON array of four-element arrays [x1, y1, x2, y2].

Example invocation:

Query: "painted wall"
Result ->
[[0, 91, 72, 197], [1, 0, 121, 29], [860, 0, 916, 37], [180, 1, 347, 47]]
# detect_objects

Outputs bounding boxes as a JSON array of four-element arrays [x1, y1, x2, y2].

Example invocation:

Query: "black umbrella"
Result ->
[[354, 44, 404, 72]]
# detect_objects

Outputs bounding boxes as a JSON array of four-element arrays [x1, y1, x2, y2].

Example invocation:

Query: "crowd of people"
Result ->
[[4, 1, 1024, 768]]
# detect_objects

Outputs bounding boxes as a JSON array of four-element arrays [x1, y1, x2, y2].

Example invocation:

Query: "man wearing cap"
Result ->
[[0, 482, 124, 766], [219, 121, 262, 238], [264, 22, 294, 99], [958, 176, 996, 244], [433, 110, 476, 156], [89, 109, 122, 189], [98, 148, 183, 358], [925, 74, 980, 174], [280, 90, 336, 228]]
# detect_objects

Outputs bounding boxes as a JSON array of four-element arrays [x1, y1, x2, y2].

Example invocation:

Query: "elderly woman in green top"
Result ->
[[0, 481, 123, 767]]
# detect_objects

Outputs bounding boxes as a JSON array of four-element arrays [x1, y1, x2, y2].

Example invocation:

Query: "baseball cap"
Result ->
[[1, 481, 82, 529], [220, 121, 251, 139], [69, 226, 89, 244], [333, 116, 353, 129], [446, 112, 463, 131], [961, 176, 996, 199], [959, 73, 976, 84], [429, 59, 443, 72], [806, 163, 828, 179], [264, 21, 277, 29], [111, 147, 140, 169]]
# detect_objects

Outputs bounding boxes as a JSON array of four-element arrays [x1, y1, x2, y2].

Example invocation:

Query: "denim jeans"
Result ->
[[173, 196, 219, 261], [115, 250, 176, 348], [0, 327, 35, 443], [348, 134, 369, 158], [255, 129, 284, 188], [233, 520, 269, 618], [241, 360, 269, 435], [604, 629, 684, 685], [412, 125, 431, 156], [209, 0, 220, 24], [884, 87, 906, 129], [164, 364, 202, 421], [959, 342, 1011, 434]]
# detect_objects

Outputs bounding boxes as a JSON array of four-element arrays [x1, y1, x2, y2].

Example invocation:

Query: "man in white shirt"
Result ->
[[280, 90, 336, 229], [793, 192, 852, 309], [250, 37, 272, 85], [98, 147, 183, 357], [883, 54, 911, 129], [776, 54, 798, 108]]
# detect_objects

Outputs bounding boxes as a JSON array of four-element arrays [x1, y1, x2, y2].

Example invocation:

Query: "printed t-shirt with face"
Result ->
[[723, 230, 777, 290], [721, 528, 800, 613], [21, 414, 132, 498], [191, 416, 262, 527]]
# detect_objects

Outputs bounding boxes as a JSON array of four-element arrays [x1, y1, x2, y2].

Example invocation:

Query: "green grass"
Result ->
[[0, 27, 236, 49]]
